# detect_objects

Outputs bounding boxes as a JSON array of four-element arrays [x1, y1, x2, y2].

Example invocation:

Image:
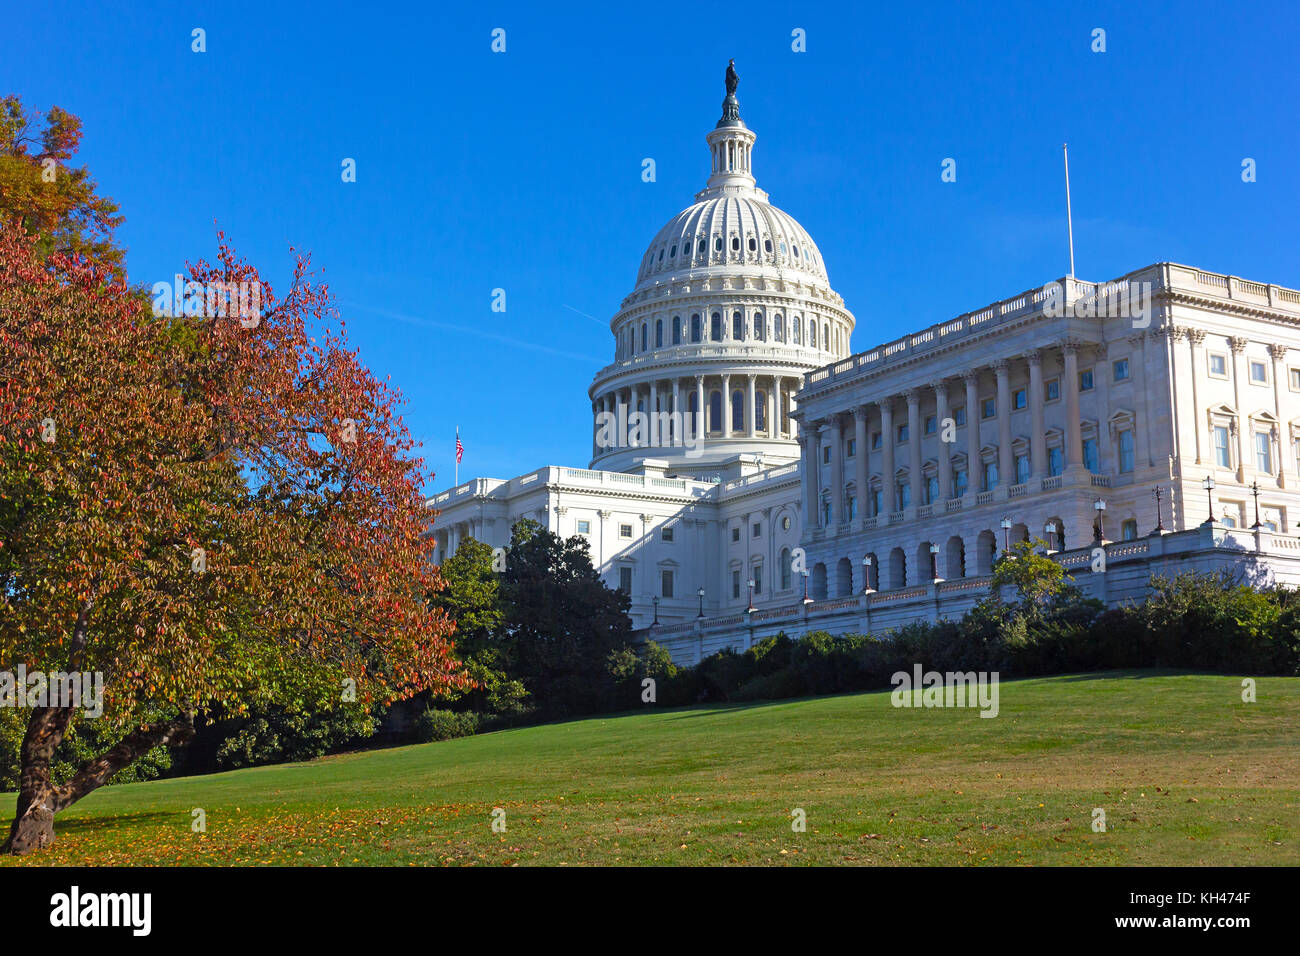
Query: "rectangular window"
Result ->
[[1255, 431, 1273, 473], [1294, 437, 1300, 475], [661, 570, 674, 598], [924, 414, 937, 435], [981, 398, 996, 419], [982, 461, 998, 491], [1015, 453, 1030, 484], [619, 567, 632, 594], [1119, 429, 1135, 473], [846, 437, 856, 457], [732, 570, 741, 599], [1045, 379, 1060, 402], [847, 495, 857, 520], [731, 526, 740, 542], [752, 521, 761, 538], [871, 488, 883, 515], [577, 520, 590, 534], [871, 431, 882, 449], [1013, 388, 1027, 410], [1079, 369, 1094, 391], [1208, 353, 1227, 378], [1121, 519, 1138, 541], [1290, 368, 1300, 391], [953, 468, 968, 497], [1048, 446, 1063, 476], [1083, 437, 1099, 473], [619, 523, 632, 538], [823, 500, 831, 526], [897, 423, 909, 443], [954, 406, 967, 426], [822, 446, 830, 464], [660, 527, 673, 542], [1250, 360, 1268, 384], [1214, 425, 1231, 468], [926, 475, 939, 504], [753, 566, 762, 594], [1113, 358, 1130, 382], [897, 482, 911, 509]]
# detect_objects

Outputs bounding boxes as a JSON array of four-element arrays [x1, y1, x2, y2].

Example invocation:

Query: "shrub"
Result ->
[[413, 708, 480, 743]]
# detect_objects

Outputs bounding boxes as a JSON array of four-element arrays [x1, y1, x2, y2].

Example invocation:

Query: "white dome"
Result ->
[[635, 195, 829, 288]]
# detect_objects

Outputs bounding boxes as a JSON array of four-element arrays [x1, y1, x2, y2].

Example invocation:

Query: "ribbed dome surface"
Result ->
[[635, 194, 828, 286]]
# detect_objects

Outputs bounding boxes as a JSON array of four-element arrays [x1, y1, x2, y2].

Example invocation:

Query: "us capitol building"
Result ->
[[429, 64, 1300, 664]]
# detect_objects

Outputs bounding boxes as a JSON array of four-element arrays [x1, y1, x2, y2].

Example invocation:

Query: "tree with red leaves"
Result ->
[[0, 223, 466, 854]]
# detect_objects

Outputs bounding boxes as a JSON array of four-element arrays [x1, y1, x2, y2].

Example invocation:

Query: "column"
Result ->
[[720, 374, 731, 434], [1186, 330, 1206, 465], [1027, 352, 1046, 479], [853, 405, 869, 522], [787, 379, 799, 438], [767, 378, 777, 439], [672, 378, 681, 447], [964, 372, 980, 495], [828, 417, 844, 526], [810, 423, 824, 527], [935, 381, 951, 501], [1093, 342, 1110, 474], [617, 388, 628, 451], [1063, 344, 1083, 470], [695, 375, 705, 440], [1230, 336, 1249, 483], [649, 379, 659, 447], [995, 360, 1013, 490], [906, 388, 922, 508], [591, 400, 598, 459], [746, 375, 757, 439], [1270, 342, 1289, 488], [798, 433, 815, 528], [880, 400, 895, 513]]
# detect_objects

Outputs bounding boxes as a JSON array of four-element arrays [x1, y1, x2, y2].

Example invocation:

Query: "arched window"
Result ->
[[731, 236, 740, 251], [732, 311, 742, 339], [669, 244, 676, 258], [691, 314, 701, 342], [672, 316, 681, 345], [748, 237, 756, 252], [765, 238, 773, 254], [655, 319, 663, 348], [711, 312, 722, 341], [793, 318, 801, 345], [780, 548, 792, 590], [698, 239, 706, 254], [810, 323, 818, 349], [709, 390, 723, 432], [774, 314, 785, 342], [755, 391, 767, 431], [641, 323, 647, 351], [731, 390, 744, 432], [753, 313, 764, 341], [714, 236, 723, 252]]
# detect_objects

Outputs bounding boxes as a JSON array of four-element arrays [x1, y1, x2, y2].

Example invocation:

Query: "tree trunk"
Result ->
[[2, 706, 75, 855]]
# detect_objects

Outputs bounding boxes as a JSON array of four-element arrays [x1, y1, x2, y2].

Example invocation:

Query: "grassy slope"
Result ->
[[2, 671, 1297, 866]]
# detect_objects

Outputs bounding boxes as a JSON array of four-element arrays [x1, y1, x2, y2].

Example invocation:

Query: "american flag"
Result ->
[[455, 431, 464, 464]]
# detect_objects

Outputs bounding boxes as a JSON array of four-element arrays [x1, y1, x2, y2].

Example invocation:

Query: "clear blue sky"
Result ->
[[6, 1, 1297, 492]]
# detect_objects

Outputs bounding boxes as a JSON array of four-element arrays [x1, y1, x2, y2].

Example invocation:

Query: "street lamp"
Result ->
[[746, 578, 755, 612], [1093, 497, 1107, 542], [929, 542, 941, 582], [1000, 516, 1012, 554], [652, 595, 659, 626], [862, 553, 874, 594], [1044, 521, 1058, 553], [696, 586, 705, 618], [1250, 481, 1262, 529], [1202, 475, 1215, 524], [802, 571, 813, 604], [1151, 485, 1165, 534]]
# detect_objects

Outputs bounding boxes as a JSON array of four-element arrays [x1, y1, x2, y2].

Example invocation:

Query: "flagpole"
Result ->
[[1063, 143, 1076, 279], [455, 426, 459, 486]]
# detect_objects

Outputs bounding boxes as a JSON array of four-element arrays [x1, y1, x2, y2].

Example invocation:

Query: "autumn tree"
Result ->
[[0, 223, 466, 854], [0, 96, 124, 276]]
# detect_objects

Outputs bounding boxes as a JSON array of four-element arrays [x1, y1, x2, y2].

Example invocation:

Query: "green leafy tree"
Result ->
[[990, 538, 1072, 608]]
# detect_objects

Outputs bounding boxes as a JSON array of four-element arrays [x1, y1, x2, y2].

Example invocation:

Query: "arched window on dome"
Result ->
[[658, 248, 664, 262], [755, 391, 767, 431], [732, 311, 742, 340], [774, 314, 785, 343], [711, 312, 722, 341], [779, 240, 787, 255], [793, 317, 802, 345], [709, 390, 723, 433], [698, 239, 706, 254], [731, 236, 740, 252], [669, 244, 676, 258], [792, 243, 800, 260], [753, 313, 765, 341], [810, 323, 818, 350], [747, 237, 756, 253], [672, 316, 681, 345], [765, 238, 773, 254], [714, 236, 723, 253], [731, 390, 744, 433], [691, 314, 701, 343], [641, 323, 647, 351], [655, 319, 663, 348]]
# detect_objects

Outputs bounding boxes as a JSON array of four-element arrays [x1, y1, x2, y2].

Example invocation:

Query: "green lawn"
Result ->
[[3, 671, 1297, 866]]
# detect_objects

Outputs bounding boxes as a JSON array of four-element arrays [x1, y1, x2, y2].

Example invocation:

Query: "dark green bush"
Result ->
[[413, 708, 480, 743]]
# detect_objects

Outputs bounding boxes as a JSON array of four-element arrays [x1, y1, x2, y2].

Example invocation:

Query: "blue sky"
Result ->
[[6, 1, 1297, 491]]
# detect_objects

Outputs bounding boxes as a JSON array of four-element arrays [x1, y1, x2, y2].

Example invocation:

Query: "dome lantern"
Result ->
[[700, 59, 758, 200]]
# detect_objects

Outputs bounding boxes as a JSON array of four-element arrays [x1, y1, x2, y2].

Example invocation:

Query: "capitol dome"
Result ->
[[588, 62, 855, 478]]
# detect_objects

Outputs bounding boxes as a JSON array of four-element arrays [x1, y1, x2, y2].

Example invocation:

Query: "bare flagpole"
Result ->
[[1063, 143, 1076, 279]]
